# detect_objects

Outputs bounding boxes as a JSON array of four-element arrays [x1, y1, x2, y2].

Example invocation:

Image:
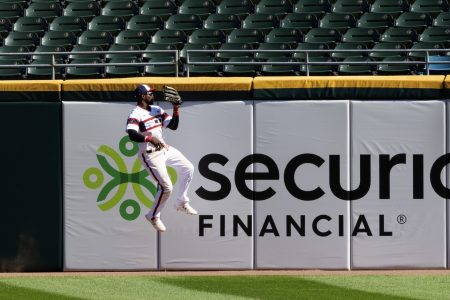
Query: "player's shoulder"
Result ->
[[150, 105, 164, 114]]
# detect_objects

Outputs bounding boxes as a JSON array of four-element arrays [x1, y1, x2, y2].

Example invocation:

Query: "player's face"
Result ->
[[143, 91, 154, 105]]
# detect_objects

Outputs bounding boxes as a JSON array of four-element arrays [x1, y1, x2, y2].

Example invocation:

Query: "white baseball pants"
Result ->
[[140, 146, 194, 220]]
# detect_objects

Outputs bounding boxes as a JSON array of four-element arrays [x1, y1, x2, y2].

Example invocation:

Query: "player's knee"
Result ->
[[162, 182, 173, 194], [184, 162, 194, 179]]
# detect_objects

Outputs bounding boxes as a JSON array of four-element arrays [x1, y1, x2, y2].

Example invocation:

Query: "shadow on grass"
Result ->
[[0, 282, 86, 300], [156, 276, 416, 300]]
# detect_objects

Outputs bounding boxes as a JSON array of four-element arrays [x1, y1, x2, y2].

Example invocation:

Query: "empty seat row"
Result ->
[[1, 0, 449, 22]]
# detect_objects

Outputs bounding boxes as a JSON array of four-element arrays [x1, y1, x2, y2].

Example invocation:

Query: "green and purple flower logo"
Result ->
[[82, 136, 177, 221]]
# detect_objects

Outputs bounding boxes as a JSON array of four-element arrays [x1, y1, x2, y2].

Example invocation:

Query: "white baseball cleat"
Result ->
[[145, 215, 166, 232], [175, 202, 198, 215]]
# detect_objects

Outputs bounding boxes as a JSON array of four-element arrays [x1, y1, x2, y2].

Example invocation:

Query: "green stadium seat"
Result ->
[[264, 28, 303, 47], [144, 57, 179, 76], [13, 17, 48, 35], [0, 60, 25, 79], [227, 28, 265, 46], [114, 30, 150, 47], [187, 56, 221, 76], [31, 0, 59, 3], [255, 0, 292, 19], [261, 57, 299, 76], [0, 18, 12, 38], [4, 31, 39, 47], [142, 43, 177, 60], [341, 28, 379, 46], [78, 30, 114, 47], [410, 0, 449, 17], [395, 12, 432, 33], [428, 55, 450, 74], [217, 0, 254, 20], [370, 0, 409, 16], [178, 0, 216, 20], [66, 58, 105, 78], [65, 0, 98, 2], [0, 3, 24, 20], [377, 56, 415, 75], [338, 56, 375, 75], [408, 42, 443, 60], [332, 0, 369, 17], [126, 15, 163, 35], [63, 2, 100, 21], [419, 27, 450, 46], [254, 42, 291, 60], [27, 58, 65, 79], [0, 45, 29, 61], [294, 0, 330, 16], [319, 13, 356, 33], [303, 28, 341, 47], [204, 14, 241, 34], [299, 56, 336, 75], [32, 45, 67, 61], [188, 29, 226, 48], [106, 44, 140, 60], [242, 13, 279, 34], [69, 44, 105, 60], [280, 13, 318, 34], [434, 12, 450, 27], [101, 1, 139, 21], [41, 31, 77, 48], [25, 3, 62, 20], [368, 42, 406, 60], [293, 42, 330, 60], [88, 16, 125, 34], [105, 57, 144, 78], [379, 27, 417, 47], [223, 57, 259, 77], [0, 0, 27, 3], [151, 29, 187, 49], [331, 42, 368, 60], [215, 42, 254, 59], [180, 43, 214, 63], [140, 0, 177, 21], [49, 16, 86, 34], [164, 14, 203, 35], [356, 13, 393, 32]]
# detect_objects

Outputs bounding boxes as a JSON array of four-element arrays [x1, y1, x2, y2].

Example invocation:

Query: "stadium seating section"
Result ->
[[0, 0, 448, 78]]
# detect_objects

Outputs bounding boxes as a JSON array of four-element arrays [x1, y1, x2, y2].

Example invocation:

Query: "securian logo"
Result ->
[[82, 136, 177, 221]]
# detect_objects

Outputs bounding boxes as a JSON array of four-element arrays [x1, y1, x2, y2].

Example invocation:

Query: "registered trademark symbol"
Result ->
[[397, 215, 407, 224]]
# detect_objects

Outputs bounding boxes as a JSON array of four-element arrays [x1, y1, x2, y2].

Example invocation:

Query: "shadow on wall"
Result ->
[[0, 234, 40, 272]]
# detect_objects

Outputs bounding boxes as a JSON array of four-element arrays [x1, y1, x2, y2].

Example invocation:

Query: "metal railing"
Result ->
[[0, 49, 179, 79], [0, 48, 449, 79], [186, 48, 450, 77]]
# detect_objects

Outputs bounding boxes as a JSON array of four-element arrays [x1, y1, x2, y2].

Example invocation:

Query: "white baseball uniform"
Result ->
[[126, 105, 194, 220]]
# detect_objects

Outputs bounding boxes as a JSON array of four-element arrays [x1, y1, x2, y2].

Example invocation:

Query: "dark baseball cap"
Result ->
[[134, 84, 156, 96]]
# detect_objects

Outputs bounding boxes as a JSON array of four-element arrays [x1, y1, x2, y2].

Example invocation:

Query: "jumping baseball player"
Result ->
[[125, 84, 197, 232]]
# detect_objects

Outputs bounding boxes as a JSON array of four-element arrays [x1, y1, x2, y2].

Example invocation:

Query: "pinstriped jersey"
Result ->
[[126, 105, 172, 152]]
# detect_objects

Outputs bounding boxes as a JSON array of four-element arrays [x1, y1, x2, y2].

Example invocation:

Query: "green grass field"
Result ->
[[0, 274, 449, 300]]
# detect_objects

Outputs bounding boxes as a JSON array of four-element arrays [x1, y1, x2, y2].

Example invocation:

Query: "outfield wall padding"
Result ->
[[2, 76, 450, 272], [253, 76, 445, 100], [0, 102, 62, 271]]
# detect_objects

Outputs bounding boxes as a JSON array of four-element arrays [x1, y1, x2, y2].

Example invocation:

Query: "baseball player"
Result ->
[[125, 84, 197, 232]]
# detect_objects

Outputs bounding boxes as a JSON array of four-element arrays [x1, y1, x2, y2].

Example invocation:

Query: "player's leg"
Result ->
[[165, 146, 197, 215], [139, 152, 173, 227]]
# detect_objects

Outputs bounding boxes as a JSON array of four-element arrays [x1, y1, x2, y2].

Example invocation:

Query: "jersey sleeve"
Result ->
[[126, 111, 140, 132], [160, 107, 173, 128]]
